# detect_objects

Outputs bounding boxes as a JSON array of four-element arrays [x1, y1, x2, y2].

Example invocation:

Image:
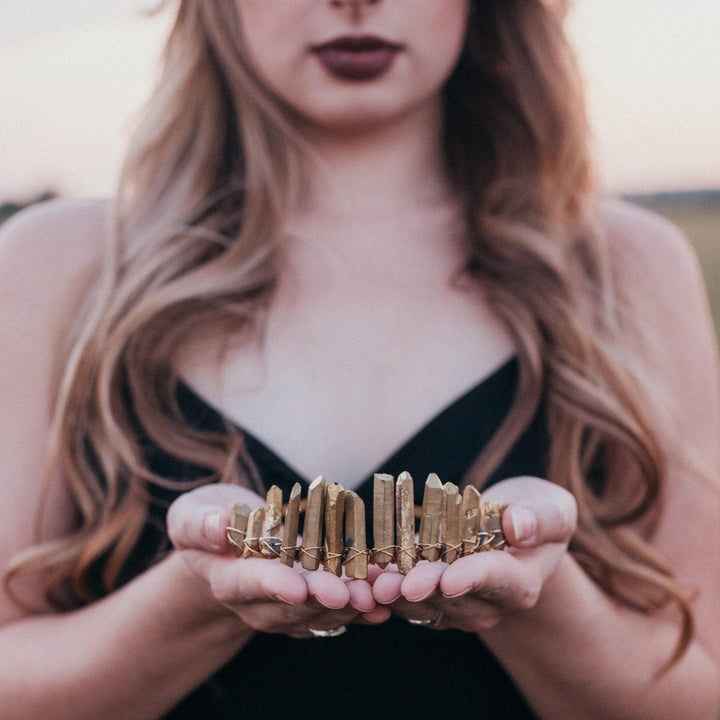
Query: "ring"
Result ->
[[306, 624, 347, 638], [407, 609, 443, 629]]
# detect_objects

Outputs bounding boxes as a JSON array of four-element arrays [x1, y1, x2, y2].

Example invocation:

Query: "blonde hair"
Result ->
[[5, 0, 692, 661]]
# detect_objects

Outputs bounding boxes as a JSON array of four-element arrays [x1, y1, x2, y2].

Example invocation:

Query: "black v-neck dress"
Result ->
[[121, 358, 548, 719]]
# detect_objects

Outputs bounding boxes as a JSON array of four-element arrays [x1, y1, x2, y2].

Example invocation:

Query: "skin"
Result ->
[[235, 0, 470, 134], [1, 1, 719, 718], [168, 483, 389, 636]]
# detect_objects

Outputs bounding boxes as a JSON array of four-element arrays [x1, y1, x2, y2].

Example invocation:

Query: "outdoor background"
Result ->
[[1, 1, 719, 332]]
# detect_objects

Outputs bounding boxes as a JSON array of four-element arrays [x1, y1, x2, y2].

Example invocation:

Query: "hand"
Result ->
[[167, 484, 390, 638], [372, 476, 577, 632]]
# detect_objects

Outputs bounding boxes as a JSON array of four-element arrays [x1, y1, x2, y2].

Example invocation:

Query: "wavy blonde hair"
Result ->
[[5, 0, 692, 662]]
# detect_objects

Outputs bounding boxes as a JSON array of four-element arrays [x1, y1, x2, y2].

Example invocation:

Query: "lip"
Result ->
[[311, 35, 403, 81]]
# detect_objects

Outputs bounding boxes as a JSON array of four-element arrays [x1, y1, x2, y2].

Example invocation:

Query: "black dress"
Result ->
[[124, 358, 548, 719]]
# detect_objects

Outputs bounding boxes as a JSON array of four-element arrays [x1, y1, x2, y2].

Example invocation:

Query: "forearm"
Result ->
[[480, 555, 720, 720], [0, 552, 254, 720]]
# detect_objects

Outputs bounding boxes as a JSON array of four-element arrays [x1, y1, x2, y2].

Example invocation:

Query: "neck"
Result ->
[[276, 102, 469, 286], [294, 100, 455, 221]]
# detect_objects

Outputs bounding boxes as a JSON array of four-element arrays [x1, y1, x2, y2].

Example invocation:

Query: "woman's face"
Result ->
[[235, 0, 471, 133]]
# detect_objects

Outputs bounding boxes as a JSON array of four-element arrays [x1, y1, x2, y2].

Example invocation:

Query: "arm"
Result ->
[[0, 203, 244, 719], [373, 202, 720, 719], [0, 553, 251, 719], [0, 203, 383, 719], [1, 498, 380, 720], [502, 201, 718, 718]]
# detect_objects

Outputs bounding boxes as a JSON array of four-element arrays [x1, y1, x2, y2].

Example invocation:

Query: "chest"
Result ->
[[178, 267, 514, 487]]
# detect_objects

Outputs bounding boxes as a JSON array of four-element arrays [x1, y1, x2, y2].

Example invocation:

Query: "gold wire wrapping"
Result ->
[[225, 474, 508, 571]]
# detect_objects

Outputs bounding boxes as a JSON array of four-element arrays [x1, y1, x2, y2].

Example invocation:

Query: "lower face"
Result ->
[[234, 0, 471, 133]]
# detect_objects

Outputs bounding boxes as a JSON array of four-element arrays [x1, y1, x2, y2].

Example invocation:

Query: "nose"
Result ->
[[329, 0, 381, 21]]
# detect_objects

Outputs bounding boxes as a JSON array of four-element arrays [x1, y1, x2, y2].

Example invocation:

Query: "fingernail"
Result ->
[[404, 589, 435, 603], [510, 507, 537, 546], [441, 586, 471, 600], [203, 512, 223, 549], [274, 593, 303, 606], [377, 592, 402, 605]]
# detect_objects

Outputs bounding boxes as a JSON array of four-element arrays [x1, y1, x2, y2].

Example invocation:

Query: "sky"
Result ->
[[1, 0, 719, 201]]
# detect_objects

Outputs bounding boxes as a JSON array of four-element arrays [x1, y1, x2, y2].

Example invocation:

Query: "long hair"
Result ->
[[5, 0, 693, 661]]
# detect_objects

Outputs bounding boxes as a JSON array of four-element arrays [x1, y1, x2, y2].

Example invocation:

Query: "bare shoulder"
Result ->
[[600, 203, 720, 658], [0, 198, 107, 298], [597, 198, 711, 348], [599, 196, 720, 454], [0, 200, 109, 620], [0, 199, 107, 366], [598, 197, 700, 293], [0, 197, 110, 368]]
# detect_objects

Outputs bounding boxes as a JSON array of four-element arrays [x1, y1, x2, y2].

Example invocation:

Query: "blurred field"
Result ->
[[629, 194, 720, 340]]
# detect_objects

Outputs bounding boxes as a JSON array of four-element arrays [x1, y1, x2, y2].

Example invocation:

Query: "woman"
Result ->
[[1, 0, 719, 717]]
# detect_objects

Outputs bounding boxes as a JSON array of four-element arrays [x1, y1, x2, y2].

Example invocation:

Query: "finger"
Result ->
[[168, 505, 233, 553], [232, 587, 360, 637], [504, 500, 576, 549], [400, 561, 446, 603], [431, 594, 503, 632], [203, 555, 309, 607], [373, 563, 442, 620], [438, 552, 542, 612], [345, 579, 377, 613], [481, 476, 577, 548], [384, 596, 444, 625], [366, 563, 387, 584], [372, 570, 405, 605], [304, 606, 361, 629], [302, 569, 351, 610], [302, 599, 391, 635], [239, 600, 328, 636], [168, 486, 264, 553], [358, 606, 392, 625]]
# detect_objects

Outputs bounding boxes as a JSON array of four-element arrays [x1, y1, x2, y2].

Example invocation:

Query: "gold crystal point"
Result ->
[[281, 483, 302, 566], [344, 491, 368, 579], [301, 476, 326, 570], [324, 483, 345, 576], [227, 503, 251, 557], [419, 474, 443, 562], [395, 471, 416, 574], [373, 473, 395, 568]]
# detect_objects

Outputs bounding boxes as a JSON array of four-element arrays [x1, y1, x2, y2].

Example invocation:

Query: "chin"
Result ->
[[294, 95, 438, 137], [307, 111, 400, 135]]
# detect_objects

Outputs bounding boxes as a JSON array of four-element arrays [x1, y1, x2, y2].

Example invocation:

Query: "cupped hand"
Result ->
[[372, 476, 577, 632], [167, 484, 390, 638]]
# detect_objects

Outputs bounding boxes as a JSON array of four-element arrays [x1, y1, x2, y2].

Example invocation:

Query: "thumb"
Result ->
[[503, 490, 577, 549], [167, 496, 233, 553], [167, 483, 265, 553]]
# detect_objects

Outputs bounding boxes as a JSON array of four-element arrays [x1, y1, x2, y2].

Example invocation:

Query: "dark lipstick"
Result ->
[[312, 35, 402, 81]]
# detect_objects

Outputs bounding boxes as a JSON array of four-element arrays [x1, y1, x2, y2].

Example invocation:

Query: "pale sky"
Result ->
[[1, 1, 719, 200]]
